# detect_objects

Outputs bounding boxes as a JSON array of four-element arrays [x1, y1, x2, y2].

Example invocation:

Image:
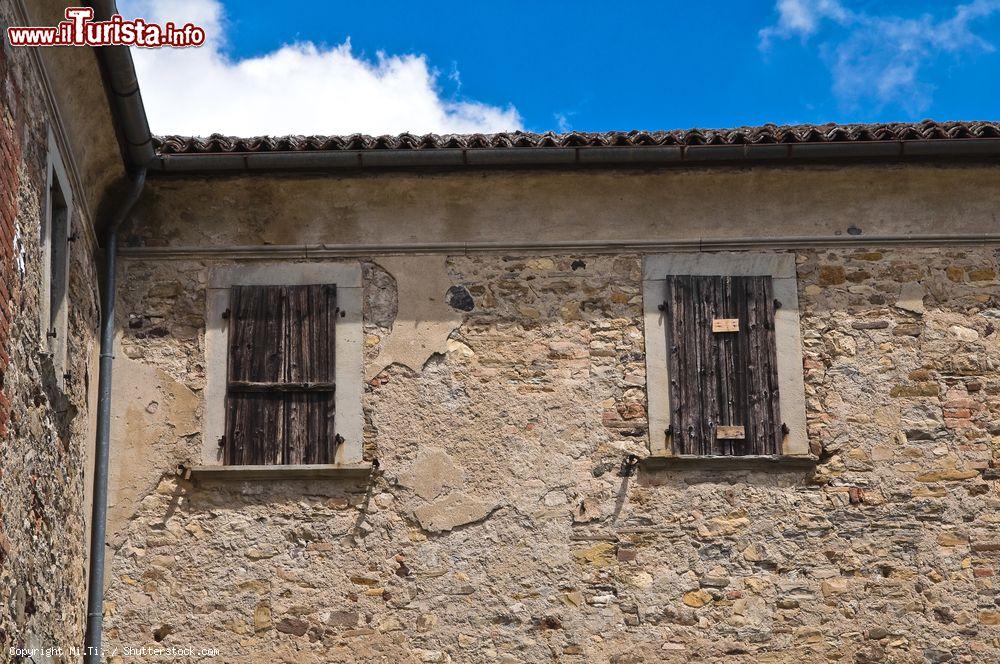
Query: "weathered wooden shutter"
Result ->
[[224, 284, 337, 465], [663, 275, 782, 455]]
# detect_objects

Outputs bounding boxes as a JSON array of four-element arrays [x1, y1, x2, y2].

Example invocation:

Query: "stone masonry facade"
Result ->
[[0, 9, 103, 658], [102, 247, 1000, 663]]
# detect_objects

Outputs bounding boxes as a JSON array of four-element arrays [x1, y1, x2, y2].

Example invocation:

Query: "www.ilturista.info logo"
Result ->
[[6, 7, 205, 48]]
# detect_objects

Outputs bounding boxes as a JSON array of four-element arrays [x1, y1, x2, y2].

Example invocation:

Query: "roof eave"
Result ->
[[147, 138, 1000, 175]]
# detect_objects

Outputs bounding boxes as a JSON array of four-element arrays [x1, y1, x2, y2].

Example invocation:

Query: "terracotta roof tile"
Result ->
[[154, 120, 1000, 155]]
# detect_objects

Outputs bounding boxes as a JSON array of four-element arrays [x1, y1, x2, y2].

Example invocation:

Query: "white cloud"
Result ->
[[760, 0, 1000, 113], [553, 112, 573, 133], [759, 0, 851, 45], [119, 0, 521, 136]]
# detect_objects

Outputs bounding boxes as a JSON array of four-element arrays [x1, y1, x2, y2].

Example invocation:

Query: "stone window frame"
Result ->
[[40, 128, 73, 386], [201, 262, 364, 469], [642, 252, 809, 458]]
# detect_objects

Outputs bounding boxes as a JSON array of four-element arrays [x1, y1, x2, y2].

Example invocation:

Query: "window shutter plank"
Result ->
[[664, 276, 687, 452], [698, 276, 720, 456], [747, 279, 770, 454], [714, 276, 738, 455], [285, 284, 336, 382], [735, 277, 756, 454], [666, 275, 704, 454], [228, 285, 286, 383], [225, 285, 287, 464], [282, 284, 337, 464], [285, 393, 333, 464], [753, 276, 783, 454], [226, 394, 284, 465]]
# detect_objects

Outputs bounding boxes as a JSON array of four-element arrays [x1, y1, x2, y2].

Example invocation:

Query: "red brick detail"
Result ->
[[0, 47, 22, 437]]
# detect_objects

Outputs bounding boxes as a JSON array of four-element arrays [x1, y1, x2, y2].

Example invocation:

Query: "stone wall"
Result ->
[[104, 246, 1000, 663], [0, 6, 104, 657], [0, 34, 23, 438]]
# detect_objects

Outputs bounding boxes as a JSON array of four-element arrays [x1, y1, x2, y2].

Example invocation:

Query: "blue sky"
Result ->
[[122, 0, 1000, 136]]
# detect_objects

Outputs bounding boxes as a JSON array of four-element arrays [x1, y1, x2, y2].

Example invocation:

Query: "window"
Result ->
[[643, 253, 808, 458], [203, 264, 363, 468], [224, 284, 338, 465], [40, 130, 72, 384], [661, 274, 781, 455]]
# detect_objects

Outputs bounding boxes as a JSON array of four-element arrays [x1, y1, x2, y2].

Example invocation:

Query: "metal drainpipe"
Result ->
[[84, 167, 147, 664]]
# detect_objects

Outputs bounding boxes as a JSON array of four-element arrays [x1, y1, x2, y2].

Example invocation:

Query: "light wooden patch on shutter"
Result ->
[[711, 318, 739, 333], [715, 425, 746, 440]]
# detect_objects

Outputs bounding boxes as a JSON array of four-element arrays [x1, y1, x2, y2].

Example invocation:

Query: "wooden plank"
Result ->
[[711, 318, 739, 333], [716, 276, 738, 456], [663, 278, 679, 453], [325, 285, 338, 457], [671, 276, 695, 454], [283, 284, 338, 464], [684, 275, 706, 454], [733, 277, 753, 456], [284, 392, 333, 464], [667, 274, 732, 455], [285, 285, 306, 464], [697, 276, 718, 455], [225, 393, 283, 465], [742, 276, 783, 455], [285, 284, 337, 382], [228, 381, 336, 392], [190, 463, 373, 481], [757, 277, 783, 454], [749, 277, 768, 455], [228, 285, 285, 383], [226, 286, 286, 464], [716, 425, 746, 440], [664, 277, 688, 454]]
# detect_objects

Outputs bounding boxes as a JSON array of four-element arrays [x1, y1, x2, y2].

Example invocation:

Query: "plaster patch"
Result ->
[[896, 282, 926, 315], [368, 256, 461, 379], [397, 447, 464, 501], [108, 340, 199, 545], [413, 492, 500, 533]]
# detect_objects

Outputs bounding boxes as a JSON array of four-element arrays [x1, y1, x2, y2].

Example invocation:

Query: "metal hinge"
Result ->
[[620, 454, 640, 477], [221, 308, 230, 320]]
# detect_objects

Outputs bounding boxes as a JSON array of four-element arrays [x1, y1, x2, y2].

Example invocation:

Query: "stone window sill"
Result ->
[[188, 463, 373, 481], [640, 454, 818, 471]]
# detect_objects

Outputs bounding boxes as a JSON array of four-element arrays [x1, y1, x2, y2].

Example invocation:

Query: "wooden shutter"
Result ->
[[663, 275, 782, 455], [224, 284, 337, 465]]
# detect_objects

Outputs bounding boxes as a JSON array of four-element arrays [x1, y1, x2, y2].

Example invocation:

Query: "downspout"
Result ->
[[84, 3, 155, 661], [84, 167, 146, 664]]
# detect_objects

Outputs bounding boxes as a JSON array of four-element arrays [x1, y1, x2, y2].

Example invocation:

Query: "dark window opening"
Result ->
[[47, 181, 68, 339], [41, 156, 70, 381]]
